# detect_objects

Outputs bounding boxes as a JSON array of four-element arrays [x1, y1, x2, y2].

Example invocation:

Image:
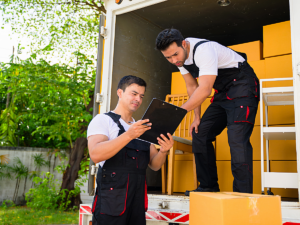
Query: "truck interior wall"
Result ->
[[110, 13, 177, 120], [109, 0, 290, 191]]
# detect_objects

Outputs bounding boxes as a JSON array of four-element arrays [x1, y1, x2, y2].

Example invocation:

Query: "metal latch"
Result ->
[[90, 165, 98, 175], [96, 93, 104, 104], [158, 201, 169, 209], [100, 26, 107, 38]]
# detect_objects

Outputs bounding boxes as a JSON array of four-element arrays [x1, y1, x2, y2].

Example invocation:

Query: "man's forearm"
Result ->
[[90, 133, 132, 163], [186, 84, 201, 120], [182, 84, 211, 112], [149, 151, 167, 171]]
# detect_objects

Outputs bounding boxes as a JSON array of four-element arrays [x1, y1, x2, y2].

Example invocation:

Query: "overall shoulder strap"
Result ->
[[192, 40, 210, 65], [104, 112, 125, 133]]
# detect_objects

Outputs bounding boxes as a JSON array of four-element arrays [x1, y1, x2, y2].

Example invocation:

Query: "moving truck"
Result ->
[[80, 0, 300, 224]]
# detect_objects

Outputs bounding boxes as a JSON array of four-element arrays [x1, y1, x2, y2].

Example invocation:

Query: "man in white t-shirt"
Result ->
[[87, 75, 174, 225], [156, 29, 259, 196]]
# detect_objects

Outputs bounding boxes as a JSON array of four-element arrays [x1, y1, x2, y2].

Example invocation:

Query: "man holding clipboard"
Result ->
[[156, 29, 259, 196], [87, 75, 174, 225]]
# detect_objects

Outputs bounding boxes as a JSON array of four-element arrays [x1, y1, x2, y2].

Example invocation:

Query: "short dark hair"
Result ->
[[117, 75, 147, 92], [155, 28, 184, 51]]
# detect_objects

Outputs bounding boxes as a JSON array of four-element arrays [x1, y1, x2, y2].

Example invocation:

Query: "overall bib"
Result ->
[[92, 112, 150, 225], [183, 41, 260, 193]]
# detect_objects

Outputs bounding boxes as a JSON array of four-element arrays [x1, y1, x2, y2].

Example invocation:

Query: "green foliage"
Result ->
[[0, 0, 104, 65], [0, 51, 95, 149], [26, 171, 81, 211], [26, 172, 60, 210], [0, 200, 15, 209]]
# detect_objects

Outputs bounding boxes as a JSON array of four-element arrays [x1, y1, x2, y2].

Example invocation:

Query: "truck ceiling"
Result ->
[[130, 0, 290, 46]]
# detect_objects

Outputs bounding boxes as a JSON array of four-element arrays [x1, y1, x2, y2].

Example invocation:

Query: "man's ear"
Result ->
[[117, 89, 123, 98], [182, 40, 186, 48]]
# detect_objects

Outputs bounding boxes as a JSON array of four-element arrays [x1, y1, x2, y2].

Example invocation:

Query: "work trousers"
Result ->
[[193, 96, 258, 193]]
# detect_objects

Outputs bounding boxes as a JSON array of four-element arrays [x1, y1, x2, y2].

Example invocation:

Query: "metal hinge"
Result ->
[[100, 26, 107, 38], [96, 93, 104, 105], [90, 165, 98, 176], [297, 63, 300, 76]]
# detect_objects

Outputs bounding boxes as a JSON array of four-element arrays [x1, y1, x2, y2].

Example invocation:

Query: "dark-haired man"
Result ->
[[156, 29, 259, 196], [88, 75, 174, 225]]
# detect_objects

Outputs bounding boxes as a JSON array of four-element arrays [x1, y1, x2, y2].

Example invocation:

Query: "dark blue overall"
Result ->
[[183, 40, 260, 193], [92, 112, 150, 225]]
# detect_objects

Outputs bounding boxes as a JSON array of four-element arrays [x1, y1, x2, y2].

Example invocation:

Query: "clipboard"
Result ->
[[138, 98, 187, 145]]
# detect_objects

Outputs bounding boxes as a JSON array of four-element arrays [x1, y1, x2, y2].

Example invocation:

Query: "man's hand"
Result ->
[[157, 133, 174, 154], [126, 119, 151, 140], [190, 119, 201, 136]]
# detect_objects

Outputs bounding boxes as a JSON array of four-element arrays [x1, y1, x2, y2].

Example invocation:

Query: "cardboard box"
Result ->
[[248, 60, 266, 80], [264, 54, 293, 88], [190, 192, 282, 225], [269, 139, 296, 160], [217, 160, 267, 194], [270, 161, 298, 198], [216, 126, 265, 161], [267, 105, 295, 125], [228, 41, 263, 62], [263, 21, 291, 58]]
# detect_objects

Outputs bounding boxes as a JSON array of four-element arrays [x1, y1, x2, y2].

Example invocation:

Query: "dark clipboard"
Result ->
[[138, 98, 187, 145]]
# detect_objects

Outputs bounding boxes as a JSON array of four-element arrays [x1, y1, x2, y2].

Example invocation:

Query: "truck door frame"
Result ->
[[289, 0, 300, 202], [100, 0, 166, 114]]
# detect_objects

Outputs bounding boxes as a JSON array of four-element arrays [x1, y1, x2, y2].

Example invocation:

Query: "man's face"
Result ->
[[161, 41, 188, 67], [118, 83, 145, 112]]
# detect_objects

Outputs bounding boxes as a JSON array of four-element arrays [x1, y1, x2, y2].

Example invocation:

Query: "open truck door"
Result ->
[[88, 13, 106, 197]]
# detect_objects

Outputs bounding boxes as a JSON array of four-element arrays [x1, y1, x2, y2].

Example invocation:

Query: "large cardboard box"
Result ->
[[248, 60, 266, 80], [269, 139, 297, 160], [190, 192, 282, 225], [216, 126, 264, 161], [217, 160, 267, 194], [267, 105, 295, 125], [228, 41, 263, 62], [270, 161, 298, 198], [264, 54, 293, 88], [263, 21, 291, 58]]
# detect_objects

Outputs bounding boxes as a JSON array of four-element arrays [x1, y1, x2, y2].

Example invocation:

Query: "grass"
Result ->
[[0, 206, 78, 225]]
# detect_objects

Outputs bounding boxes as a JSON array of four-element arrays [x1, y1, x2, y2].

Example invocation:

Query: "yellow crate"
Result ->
[[263, 21, 291, 58], [228, 41, 263, 62], [168, 154, 194, 193], [270, 161, 298, 198]]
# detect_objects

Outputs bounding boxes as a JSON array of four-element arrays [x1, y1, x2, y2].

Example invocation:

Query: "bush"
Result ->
[[25, 171, 81, 211], [1, 200, 15, 209]]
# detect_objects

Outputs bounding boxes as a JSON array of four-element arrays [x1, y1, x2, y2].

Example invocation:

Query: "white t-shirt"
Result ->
[[87, 112, 134, 167], [178, 38, 245, 77]]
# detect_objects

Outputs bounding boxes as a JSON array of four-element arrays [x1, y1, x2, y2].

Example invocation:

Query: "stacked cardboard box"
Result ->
[[169, 21, 296, 198]]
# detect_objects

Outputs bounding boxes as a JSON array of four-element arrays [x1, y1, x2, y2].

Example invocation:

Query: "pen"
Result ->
[[128, 121, 151, 126]]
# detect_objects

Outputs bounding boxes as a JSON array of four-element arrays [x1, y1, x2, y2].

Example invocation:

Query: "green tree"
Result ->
[[0, 50, 95, 208], [0, 1, 105, 64]]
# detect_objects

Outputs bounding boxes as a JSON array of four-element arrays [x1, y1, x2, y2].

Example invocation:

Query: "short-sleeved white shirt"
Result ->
[[178, 38, 245, 77], [87, 112, 134, 167]]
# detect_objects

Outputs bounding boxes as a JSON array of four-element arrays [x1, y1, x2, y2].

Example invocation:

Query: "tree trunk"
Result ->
[[60, 137, 87, 209], [59, 93, 94, 210]]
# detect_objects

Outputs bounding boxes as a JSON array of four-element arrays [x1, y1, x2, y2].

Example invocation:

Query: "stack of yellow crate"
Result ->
[[169, 21, 296, 198]]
